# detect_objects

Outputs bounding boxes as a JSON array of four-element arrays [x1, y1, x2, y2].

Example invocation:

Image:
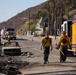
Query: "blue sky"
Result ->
[[0, 0, 47, 23]]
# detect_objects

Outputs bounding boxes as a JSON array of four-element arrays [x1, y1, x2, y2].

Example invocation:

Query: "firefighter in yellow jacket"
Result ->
[[7, 34, 11, 42], [57, 31, 71, 63], [41, 33, 53, 64]]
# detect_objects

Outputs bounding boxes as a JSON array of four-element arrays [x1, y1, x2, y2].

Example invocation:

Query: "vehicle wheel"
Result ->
[[14, 37, 16, 40]]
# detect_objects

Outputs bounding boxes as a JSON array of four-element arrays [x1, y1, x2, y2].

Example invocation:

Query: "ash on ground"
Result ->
[[0, 52, 39, 74]]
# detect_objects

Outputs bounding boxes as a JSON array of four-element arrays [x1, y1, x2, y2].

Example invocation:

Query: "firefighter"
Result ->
[[7, 34, 11, 42], [56, 31, 71, 63], [41, 32, 53, 64]]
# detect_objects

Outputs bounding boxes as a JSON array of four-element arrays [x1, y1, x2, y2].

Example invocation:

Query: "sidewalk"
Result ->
[[20, 65, 75, 75]]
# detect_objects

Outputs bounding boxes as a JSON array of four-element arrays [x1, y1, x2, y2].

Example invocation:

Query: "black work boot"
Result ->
[[44, 61, 47, 64]]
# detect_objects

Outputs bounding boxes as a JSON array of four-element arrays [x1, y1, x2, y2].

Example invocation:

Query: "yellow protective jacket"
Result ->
[[42, 37, 52, 47], [58, 35, 71, 46], [8, 35, 11, 39]]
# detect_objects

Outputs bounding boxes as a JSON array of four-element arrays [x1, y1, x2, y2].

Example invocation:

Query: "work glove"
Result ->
[[50, 47, 53, 51], [40, 45, 43, 50]]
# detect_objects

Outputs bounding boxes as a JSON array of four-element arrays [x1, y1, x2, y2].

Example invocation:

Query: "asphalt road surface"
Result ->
[[1, 35, 76, 75]]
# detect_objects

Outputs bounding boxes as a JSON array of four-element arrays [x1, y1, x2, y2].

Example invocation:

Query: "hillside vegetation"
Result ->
[[0, 0, 76, 35]]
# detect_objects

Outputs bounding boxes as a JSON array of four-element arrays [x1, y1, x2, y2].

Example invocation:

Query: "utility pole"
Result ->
[[29, 11, 30, 35]]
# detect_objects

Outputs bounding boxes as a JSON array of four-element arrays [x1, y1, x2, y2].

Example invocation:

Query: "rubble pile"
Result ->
[[0, 51, 39, 74], [0, 57, 29, 74]]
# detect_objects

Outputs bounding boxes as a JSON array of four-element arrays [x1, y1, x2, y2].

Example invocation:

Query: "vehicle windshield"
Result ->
[[7, 28, 14, 31], [8, 32, 15, 35]]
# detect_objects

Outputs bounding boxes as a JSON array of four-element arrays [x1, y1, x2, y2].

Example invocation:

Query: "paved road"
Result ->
[[1, 35, 76, 75], [16, 35, 76, 75]]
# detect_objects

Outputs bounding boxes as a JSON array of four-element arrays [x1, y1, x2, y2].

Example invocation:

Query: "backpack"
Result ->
[[61, 37, 67, 43]]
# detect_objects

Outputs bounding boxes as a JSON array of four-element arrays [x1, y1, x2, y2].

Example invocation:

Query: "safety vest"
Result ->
[[59, 35, 71, 46], [42, 37, 51, 47]]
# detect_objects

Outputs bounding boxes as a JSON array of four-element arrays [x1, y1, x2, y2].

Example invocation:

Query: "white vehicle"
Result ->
[[61, 20, 76, 56], [61, 20, 72, 37]]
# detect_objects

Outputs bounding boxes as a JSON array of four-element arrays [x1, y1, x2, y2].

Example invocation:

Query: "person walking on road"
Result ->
[[56, 31, 71, 63], [41, 32, 53, 64]]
